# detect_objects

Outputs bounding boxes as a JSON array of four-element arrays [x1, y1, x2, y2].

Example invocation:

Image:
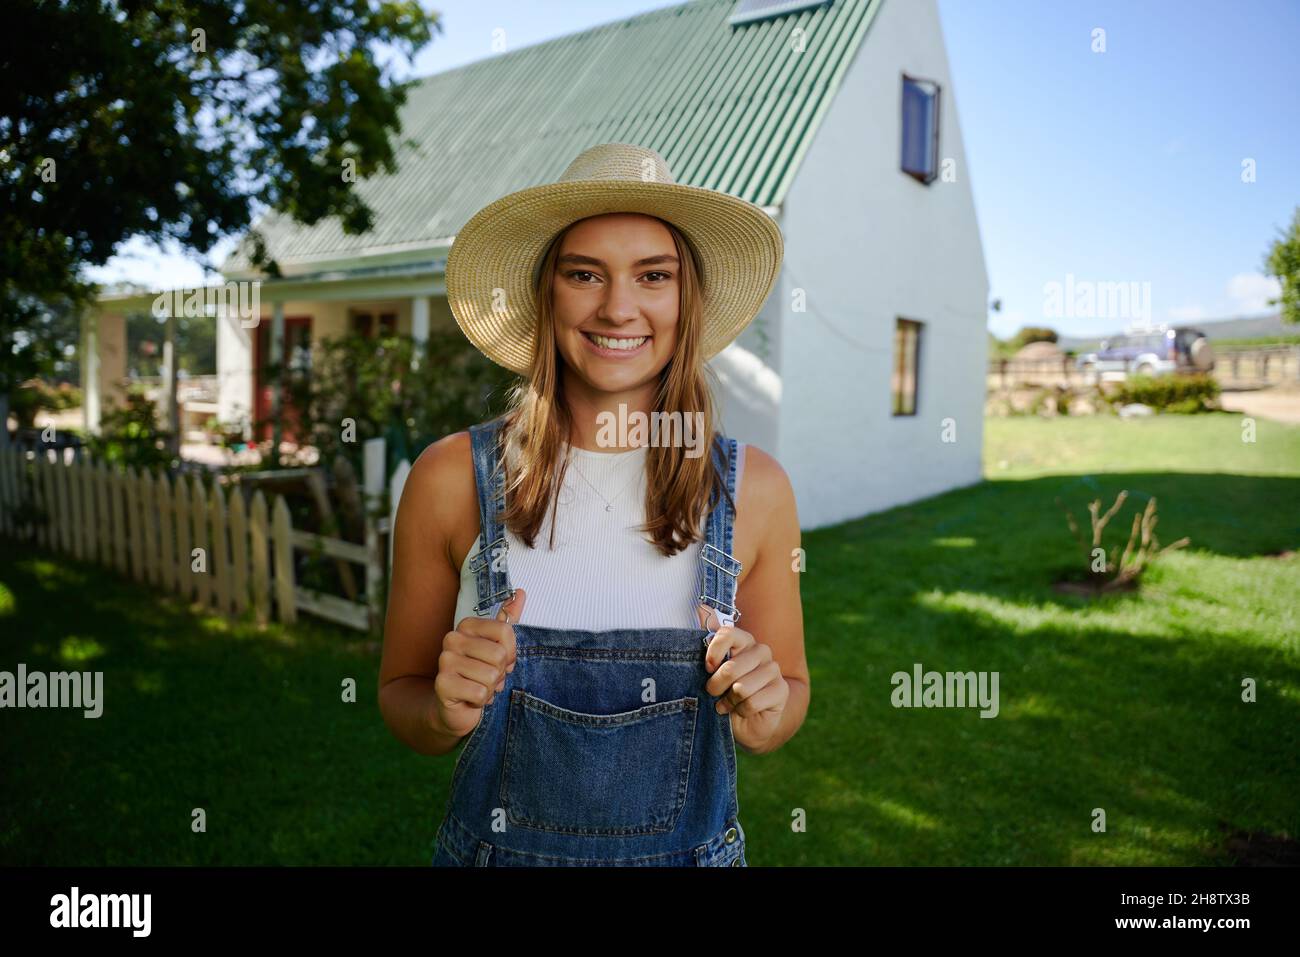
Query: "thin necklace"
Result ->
[[567, 448, 644, 513]]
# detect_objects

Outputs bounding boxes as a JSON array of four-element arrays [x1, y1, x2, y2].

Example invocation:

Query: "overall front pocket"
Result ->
[[501, 689, 698, 836]]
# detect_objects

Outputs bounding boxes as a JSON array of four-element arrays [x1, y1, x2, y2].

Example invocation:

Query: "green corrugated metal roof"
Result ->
[[224, 0, 881, 273]]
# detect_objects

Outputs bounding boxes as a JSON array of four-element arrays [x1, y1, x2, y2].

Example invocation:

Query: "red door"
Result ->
[[253, 316, 312, 443]]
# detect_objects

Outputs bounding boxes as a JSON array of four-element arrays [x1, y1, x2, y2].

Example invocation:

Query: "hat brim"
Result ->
[[446, 179, 784, 375]]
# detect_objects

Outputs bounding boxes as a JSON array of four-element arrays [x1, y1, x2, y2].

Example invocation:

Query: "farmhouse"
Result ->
[[85, 0, 989, 529]]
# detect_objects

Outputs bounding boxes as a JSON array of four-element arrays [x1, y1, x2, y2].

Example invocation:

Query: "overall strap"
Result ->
[[696, 433, 743, 633], [467, 416, 516, 618]]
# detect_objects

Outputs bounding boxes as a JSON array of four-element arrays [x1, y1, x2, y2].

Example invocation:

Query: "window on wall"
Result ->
[[900, 74, 940, 184], [892, 319, 922, 416], [351, 311, 397, 338]]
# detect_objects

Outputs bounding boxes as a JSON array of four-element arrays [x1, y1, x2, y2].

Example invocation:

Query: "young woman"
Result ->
[[379, 143, 809, 866]]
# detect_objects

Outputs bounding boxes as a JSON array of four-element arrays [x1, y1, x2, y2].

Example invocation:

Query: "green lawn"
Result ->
[[2, 411, 1297, 865]]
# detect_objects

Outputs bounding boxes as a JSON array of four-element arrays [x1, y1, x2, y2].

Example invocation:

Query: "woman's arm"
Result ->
[[378, 431, 476, 757], [731, 446, 810, 755]]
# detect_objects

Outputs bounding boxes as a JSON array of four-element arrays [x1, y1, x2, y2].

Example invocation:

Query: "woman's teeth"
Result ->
[[586, 333, 648, 351]]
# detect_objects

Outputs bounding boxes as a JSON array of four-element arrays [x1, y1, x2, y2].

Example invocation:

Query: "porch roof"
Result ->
[[96, 258, 446, 310]]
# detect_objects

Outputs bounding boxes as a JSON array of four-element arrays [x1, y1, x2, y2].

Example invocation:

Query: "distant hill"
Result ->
[[1057, 313, 1290, 353]]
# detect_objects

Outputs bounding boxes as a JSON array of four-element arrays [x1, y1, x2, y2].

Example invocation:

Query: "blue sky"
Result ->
[[939, 0, 1300, 337], [89, 0, 1300, 339]]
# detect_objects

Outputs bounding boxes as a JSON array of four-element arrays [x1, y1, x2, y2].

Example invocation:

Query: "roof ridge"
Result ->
[[224, 0, 881, 273], [409, 0, 710, 86]]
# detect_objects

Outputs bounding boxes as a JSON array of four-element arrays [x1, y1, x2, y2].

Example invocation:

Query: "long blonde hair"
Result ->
[[496, 215, 735, 558]]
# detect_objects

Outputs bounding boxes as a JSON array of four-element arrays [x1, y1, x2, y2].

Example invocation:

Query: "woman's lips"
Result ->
[[581, 331, 652, 358]]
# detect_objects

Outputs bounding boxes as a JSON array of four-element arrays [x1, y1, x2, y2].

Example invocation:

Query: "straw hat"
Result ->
[[445, 142, 784, 375]]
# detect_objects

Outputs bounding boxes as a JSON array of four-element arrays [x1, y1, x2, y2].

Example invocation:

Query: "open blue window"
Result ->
[[901, 74, 940, 184]]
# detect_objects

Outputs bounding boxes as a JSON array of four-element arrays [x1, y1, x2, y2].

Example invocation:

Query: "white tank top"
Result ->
[[453, 442, 746, 631]]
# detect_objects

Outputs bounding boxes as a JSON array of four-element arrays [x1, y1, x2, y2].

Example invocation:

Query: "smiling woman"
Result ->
[[378, 142, 810, 867], [541, 214, 703, 445]]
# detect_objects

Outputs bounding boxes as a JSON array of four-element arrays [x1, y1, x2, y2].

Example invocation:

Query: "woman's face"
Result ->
[[551, 213, 682, 396]]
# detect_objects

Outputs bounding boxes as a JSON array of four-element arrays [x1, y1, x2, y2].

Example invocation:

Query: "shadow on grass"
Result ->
[[762, 471, 1300, 865], [0, 545, 435, 866], [819, 471, 1300, 605]]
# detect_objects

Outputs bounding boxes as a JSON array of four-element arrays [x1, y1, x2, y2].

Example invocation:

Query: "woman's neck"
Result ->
[[563, 383, 658, 452]]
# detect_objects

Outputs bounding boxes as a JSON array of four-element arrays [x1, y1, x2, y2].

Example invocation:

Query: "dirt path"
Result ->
[[1219, 385, 1300, 425]]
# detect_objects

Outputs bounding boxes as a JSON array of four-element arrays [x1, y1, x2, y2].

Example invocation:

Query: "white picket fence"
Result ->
[[0, 437, 405, 635]]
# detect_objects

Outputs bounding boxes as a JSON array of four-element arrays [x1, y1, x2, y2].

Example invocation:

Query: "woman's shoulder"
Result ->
[[408, 413, 508, 474], [404, 429, 479, 566], [732, 442, 795, 519], [409, 429, 473, 486], [725, 441, 796, 582]]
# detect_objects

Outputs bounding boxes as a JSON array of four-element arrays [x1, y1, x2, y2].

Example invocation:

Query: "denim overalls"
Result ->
[[430, 414, 748, 866]]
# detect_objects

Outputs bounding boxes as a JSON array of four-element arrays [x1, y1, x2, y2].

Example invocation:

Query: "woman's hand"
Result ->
[[431, 588, 526, 739], [697, 604, 789, 754]]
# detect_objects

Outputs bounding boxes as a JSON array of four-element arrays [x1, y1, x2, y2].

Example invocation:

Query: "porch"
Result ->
[[84, 256, 454, 454]]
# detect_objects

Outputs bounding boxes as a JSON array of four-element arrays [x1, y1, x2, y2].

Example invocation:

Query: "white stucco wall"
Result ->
[[710, 271, 784, 455], [216, 306, 254, 430], [776, 0, 989, 530]]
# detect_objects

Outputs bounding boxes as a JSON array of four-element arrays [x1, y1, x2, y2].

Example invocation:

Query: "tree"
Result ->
[[1010, 326, 1059, 351], [1, 292, 82, 412], [1, 0, 440, 440], [1264, 206, 1300, 325]]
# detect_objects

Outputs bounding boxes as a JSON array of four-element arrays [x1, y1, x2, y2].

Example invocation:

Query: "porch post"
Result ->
[[411, 295, 429, 370], [98, 312, 127, 418], [81, 308, 102, 436], [162, 310, 180, 454], [270, 300, 285, 466]]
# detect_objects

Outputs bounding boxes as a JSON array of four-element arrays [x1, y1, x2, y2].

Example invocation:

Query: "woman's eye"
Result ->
[[566, 270, 670, 283]]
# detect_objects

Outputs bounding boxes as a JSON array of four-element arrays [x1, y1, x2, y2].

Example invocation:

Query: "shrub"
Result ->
[[280, 329, 517, 475], [1010, 326, 1059, 350], [8, 383, 42, 430], [84, 388, 175, 471], [205, 417, 249, 448], [1092, 383, 1118, 415], [1109, 373, 1219, 413], [1057, 490, 1190, 592], [50, 382, 82, 411], [8, 379, 82, 429]]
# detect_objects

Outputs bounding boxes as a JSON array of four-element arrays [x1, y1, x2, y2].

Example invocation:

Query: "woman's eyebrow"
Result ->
[[557, 253, 679, 268]]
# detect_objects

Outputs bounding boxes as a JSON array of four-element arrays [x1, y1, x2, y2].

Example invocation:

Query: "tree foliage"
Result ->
[[83, 388, 176, 471], [1, 0, 439, 397], [281, 330, 519, 475], [1264, 205, 1300, 325], [1010, 326, 1059, 351]]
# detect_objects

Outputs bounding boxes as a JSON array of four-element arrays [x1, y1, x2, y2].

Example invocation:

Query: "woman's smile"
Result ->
[[580, 330, 653, 358]]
